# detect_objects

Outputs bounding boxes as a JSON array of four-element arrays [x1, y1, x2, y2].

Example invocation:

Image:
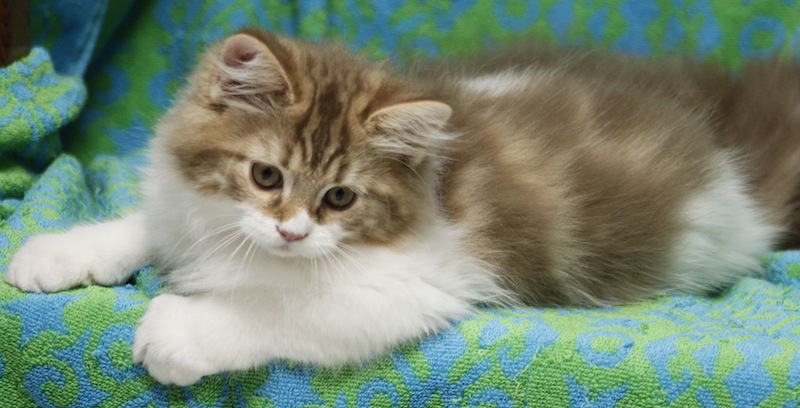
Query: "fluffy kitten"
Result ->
[[6, 29, 800, 385]]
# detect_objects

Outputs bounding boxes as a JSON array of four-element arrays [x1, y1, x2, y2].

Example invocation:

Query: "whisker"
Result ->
[[189, 230, 244, 276], [333, 244, 368, 276], [319, 249, 338, 288], [229, 232, 258, 304], [187, 222, 242, 249]]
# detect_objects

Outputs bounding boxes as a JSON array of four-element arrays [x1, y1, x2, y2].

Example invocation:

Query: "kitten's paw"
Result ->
[[133, 294, 217, 386], [5, 233, 102, 292]]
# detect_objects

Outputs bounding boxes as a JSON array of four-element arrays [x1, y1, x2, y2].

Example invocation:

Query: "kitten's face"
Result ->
[[204, 120, 423, 259], [159, 30, 452, 259]]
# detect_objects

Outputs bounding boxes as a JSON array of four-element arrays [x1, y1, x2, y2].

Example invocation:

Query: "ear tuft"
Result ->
[[366, 100, 454, 163], [210, 33, 294, 112]]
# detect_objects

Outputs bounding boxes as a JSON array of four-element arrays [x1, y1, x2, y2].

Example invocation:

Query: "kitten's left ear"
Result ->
[[210, 33, 294, 112], [366, 100, 454, 164]]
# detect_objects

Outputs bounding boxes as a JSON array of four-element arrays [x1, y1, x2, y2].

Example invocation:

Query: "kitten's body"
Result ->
[[6, 30, 800, 385], [435, 55, 795, 305]]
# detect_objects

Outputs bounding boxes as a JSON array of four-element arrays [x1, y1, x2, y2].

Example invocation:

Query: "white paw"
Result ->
[[133, 294, 218, 386], [5, 232, 104, 292]]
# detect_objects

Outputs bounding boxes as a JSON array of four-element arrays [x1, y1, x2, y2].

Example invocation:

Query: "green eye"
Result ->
[[251, 163, 283, 189], [324, 186, 356, 209]]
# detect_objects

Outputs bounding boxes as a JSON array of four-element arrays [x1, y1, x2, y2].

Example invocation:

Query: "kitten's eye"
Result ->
[[251, 163, 283, 189], [324, 186, 356, 210]]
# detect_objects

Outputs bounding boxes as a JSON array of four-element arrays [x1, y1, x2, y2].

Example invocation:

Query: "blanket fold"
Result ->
[[0, 48, 85, 200]]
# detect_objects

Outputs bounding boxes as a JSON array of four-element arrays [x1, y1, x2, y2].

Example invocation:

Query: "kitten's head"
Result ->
[[156, 30, 453, 259]]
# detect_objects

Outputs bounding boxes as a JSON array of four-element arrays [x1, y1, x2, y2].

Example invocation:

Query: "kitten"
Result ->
[[5, 29, 800, 386]]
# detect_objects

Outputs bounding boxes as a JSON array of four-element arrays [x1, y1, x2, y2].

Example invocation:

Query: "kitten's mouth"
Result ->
[[262, 240, 307, 258]]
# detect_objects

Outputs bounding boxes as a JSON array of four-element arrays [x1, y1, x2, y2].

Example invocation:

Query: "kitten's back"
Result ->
[[430, 50, 798, 306]]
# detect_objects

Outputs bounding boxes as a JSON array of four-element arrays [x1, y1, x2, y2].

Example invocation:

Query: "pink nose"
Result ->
[[276, 227, 308, 242]]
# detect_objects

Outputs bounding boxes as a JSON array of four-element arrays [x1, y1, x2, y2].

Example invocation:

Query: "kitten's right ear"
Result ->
[[210, 33, 294, 112], [366, 100, 454, 165]]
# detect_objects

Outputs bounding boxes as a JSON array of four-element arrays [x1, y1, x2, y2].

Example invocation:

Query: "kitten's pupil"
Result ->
[[324, 187, 356, 210], [251, 163, 283, 189]]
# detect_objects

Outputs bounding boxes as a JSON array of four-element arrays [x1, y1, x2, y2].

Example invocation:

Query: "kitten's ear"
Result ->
[[366, 100, 454, 164], [210, 33, 294, 112]]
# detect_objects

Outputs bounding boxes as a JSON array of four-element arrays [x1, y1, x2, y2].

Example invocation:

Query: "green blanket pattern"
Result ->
[[2, 1, 800, 406]]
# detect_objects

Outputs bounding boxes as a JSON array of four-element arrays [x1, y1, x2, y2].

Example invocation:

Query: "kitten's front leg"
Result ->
[[4, 212, 151, 292], [134, 282, 470, 386], [133, 294, 216, 386], [133, 293, 249, 386]]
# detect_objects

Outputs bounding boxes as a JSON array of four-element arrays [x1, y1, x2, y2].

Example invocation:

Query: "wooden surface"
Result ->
[[0, 0, 30, 67]]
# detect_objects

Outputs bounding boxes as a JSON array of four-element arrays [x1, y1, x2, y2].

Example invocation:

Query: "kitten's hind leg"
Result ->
[[4, 212, 152, 292]]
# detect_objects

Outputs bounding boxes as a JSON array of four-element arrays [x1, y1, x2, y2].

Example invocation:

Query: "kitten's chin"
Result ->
[[262, 243, 310, 259], [255, 239, 331, 260]]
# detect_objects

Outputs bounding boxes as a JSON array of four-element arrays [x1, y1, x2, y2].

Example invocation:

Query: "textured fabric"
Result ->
[[0, 48, 86, 206], [1, 1, 800, 406]]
